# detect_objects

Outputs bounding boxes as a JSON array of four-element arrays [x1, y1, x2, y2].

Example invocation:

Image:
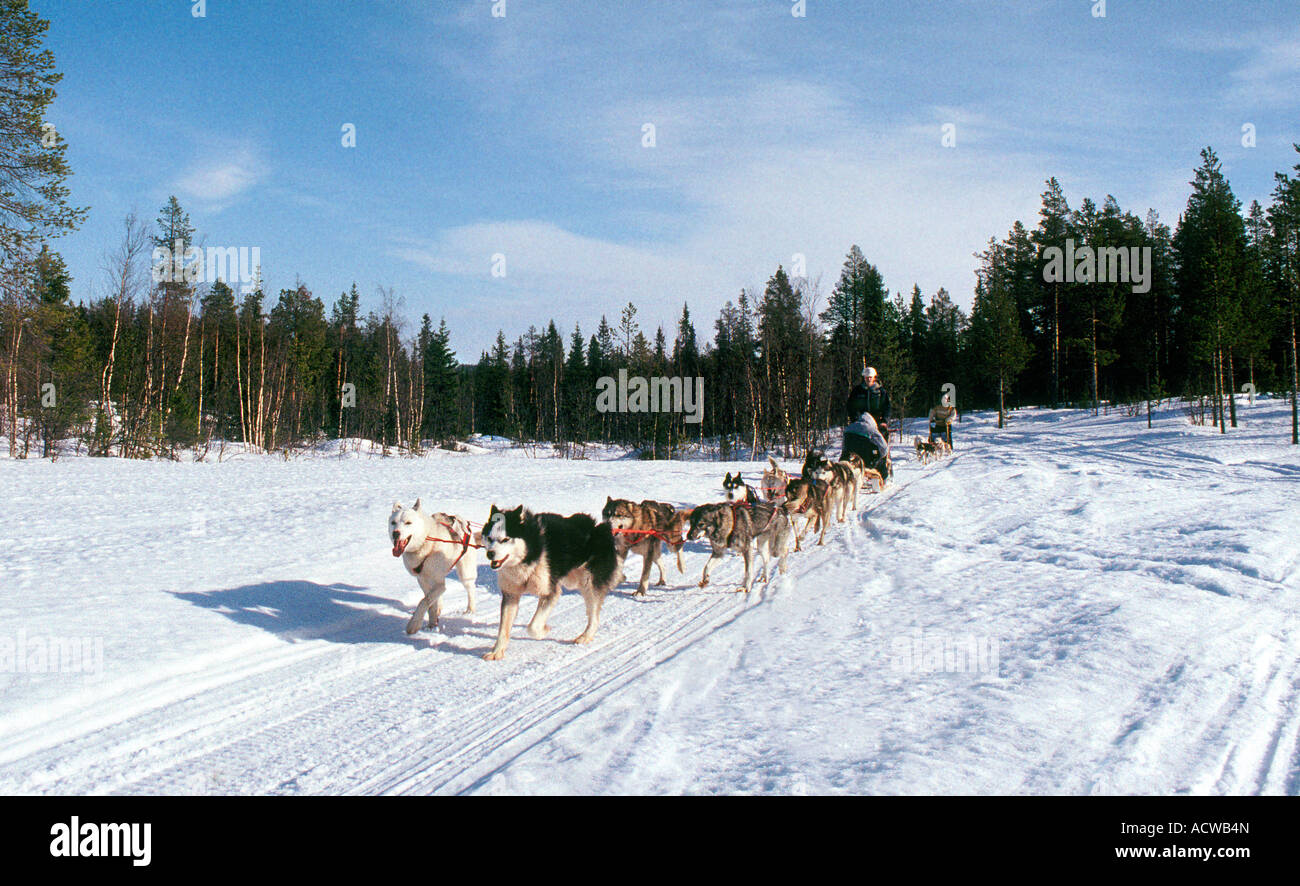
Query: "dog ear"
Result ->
[[392, 501, 402, 512], [606, 495, 612, 504], [413, 497, 422, 513]]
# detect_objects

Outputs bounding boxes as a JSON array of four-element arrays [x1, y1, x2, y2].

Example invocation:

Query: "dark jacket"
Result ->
[[846, 381, 889, 426]]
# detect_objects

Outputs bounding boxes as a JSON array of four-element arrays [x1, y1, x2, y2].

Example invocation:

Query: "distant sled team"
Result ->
[[387, 443, 899, 660], [913, 436, 952, 465]]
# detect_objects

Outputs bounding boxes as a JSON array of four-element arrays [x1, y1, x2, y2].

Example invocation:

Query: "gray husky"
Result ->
[[687, 500, 791, 593], [480, 505, 625, 660], [602, 497, 680, 596]]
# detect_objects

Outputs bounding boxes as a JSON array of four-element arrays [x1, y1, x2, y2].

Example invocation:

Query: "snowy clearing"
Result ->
[[1, 400, 1298, 795]]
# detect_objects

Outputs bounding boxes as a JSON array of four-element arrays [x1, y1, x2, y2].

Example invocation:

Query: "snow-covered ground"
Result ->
[[1, 399, 1298, 795]]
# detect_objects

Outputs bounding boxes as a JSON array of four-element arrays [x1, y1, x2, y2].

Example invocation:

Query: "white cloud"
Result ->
[[175, 146, 266, 206], [1226, 27, 1300, 106], [392, 91, 1051, 338]]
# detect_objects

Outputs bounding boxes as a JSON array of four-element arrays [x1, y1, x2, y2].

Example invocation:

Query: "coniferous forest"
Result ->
[[3, 5, 1299, 460]]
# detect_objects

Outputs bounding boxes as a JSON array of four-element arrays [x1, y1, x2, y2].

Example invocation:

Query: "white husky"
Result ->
[[388, 499, 479, 634]]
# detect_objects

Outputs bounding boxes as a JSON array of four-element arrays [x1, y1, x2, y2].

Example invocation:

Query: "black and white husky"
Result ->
[[722, 471, 759, 504], [480, 505, 625, 661]]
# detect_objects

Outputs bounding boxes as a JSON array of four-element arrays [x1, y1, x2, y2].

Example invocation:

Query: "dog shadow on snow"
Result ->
[[171, 579, 490, 657]]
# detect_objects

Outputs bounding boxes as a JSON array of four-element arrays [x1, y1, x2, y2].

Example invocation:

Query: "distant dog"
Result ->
[[687, 500, 791, 593], [914, 436, 939, 465], [388, 499, 478, 634], [761, 457, 791, 501], [602, 497, 679, 596], [722, 472, 760, 505], [480, 505, 625, 660]]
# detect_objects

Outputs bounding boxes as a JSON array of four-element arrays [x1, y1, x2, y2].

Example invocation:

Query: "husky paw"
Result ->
[[527, 625, 551, 639], [633, 589, 648, 598], [405, 618, 422, 635], [571, 634, 594, 646], [483, 648, 506, 661]]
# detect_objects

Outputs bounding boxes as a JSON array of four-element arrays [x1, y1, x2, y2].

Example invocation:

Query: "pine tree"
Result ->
[[30, 246, 91, 455], [1032, 178, 1072, 406], [969, 238, 1031, 428], [0, 0, 86, 260], [618, 302, 639, 359], [821, 245, 887, 384], [673, 303, 699, 377], [1173, 148, 1249, 432], [924, 288, 964, 406], [563, 324, 589, 447], [1268, 144, 1300, 444]]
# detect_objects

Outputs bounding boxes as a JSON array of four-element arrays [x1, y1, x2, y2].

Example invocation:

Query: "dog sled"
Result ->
[[840, 423, 890, 489]]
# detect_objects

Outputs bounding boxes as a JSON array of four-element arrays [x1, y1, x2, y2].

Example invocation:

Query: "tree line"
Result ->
[[968, 148, 1300, 439]]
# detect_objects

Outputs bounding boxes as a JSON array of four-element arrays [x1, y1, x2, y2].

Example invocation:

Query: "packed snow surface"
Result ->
[[2, 400, 1298, 794]]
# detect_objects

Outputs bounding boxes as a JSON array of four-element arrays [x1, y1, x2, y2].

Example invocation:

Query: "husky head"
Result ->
[[722, 472, 750, 503], [389, 498, 429, 557], [801, 450, 834, 484], [602, 496, 638, 532], [483, 504, 528, 570], [812, 458, 837, 485], [687, 503, 729, 543], [800, 449, 825, 481]]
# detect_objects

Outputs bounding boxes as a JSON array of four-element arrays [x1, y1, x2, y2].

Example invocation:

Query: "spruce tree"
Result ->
[[421, 316, 459, 442]]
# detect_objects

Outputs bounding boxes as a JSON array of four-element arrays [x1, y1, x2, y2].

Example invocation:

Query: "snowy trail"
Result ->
[[1, 401, 1298, 794]]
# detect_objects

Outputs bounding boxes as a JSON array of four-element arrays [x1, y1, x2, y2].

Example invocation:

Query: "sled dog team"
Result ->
[[387, 449, 889, 661], [913, 435, 953, 466]]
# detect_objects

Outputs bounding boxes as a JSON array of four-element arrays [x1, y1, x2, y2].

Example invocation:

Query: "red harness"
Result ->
[[411, 523, 484, 574], [611, 526, 682, 546], [728, 499, 780, 532]]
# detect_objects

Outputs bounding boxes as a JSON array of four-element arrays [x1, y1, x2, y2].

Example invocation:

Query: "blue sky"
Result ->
[[37, 0, 1300, 358]]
